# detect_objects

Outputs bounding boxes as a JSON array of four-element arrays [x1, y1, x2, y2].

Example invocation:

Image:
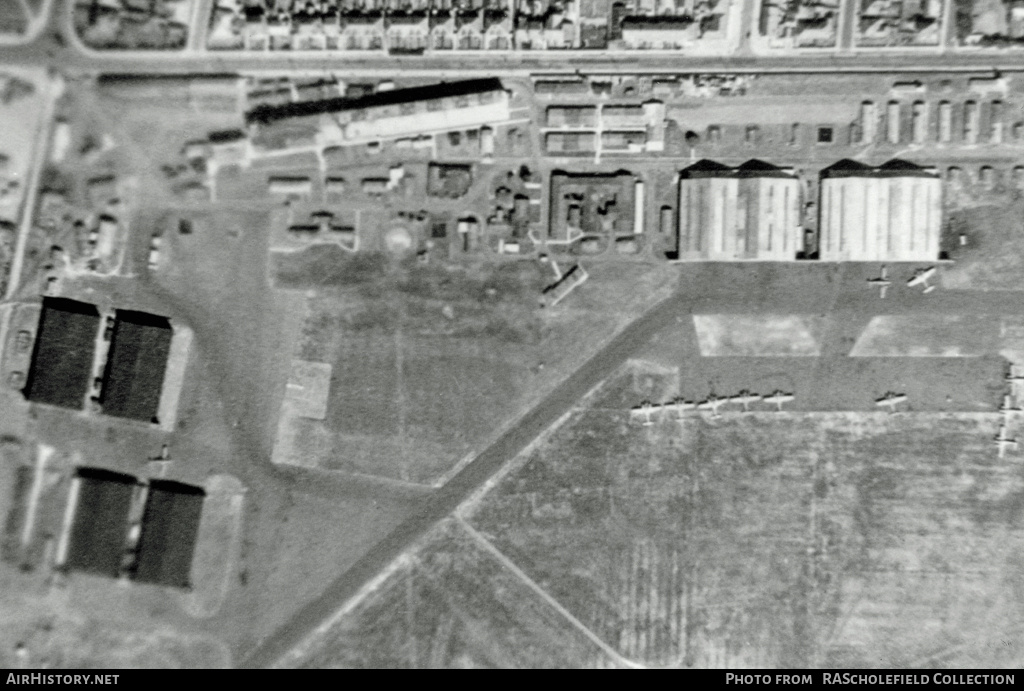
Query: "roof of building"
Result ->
[[677, 172, 802, 260], [820, 158, 937, 178], [100, 310, 173, 423], [24, 298, 100, 410], [132, 480, 205, 589], [818, 167, 941, 261], [387, 11, 428, 25], [682, 158, 796, 179], [247, 78, 504, 125], [533, 79, 590, 95], [621, 15, 696, 30], [66, 468, 136, 579]]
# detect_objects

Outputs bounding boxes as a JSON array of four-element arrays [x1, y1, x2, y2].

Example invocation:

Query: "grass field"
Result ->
[[462, 366, 1024, 668], [942, 198, 1024, 291], [271, 252, 678, 485], [0, 562, 231, 668], [288, 519, 613, 669]]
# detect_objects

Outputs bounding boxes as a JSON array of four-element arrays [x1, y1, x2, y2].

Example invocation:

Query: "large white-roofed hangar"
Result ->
[[673, 159, 803, 261], [818, 159, 942, 262]]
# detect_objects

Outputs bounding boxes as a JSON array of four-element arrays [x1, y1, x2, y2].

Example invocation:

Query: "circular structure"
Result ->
[[384, 226, 413, 253]]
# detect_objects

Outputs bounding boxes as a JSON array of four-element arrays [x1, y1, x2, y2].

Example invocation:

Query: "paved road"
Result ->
[[7, 46, 1024, 77], [238, 289, 689, 668], [3, 0, 1024, 77]]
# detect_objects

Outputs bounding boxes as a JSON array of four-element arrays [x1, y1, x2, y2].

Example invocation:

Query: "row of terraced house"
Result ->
[[208, 0, 730, 51]]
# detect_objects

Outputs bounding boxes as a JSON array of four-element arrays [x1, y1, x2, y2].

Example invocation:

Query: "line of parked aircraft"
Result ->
[[630, 390, 795, 425], [867, 266, 937, 298]]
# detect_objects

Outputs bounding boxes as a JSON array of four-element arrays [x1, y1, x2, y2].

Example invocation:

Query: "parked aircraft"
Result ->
[[995, 426, 1018, 458], [697, 395, 729, 418], [866, 265, 891, 298], [663, 397, 696, 419], [731, 391, 763, 412], [907, 267, 937, 293], [1006, 366, 1024, 399], [763, 391, 794, 411], [875, 392, 908, 413], [630, 401, 660, 426]]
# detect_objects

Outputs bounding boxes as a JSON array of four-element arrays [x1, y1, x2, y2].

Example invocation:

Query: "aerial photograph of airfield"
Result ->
[[3, 0, 1024, 671]]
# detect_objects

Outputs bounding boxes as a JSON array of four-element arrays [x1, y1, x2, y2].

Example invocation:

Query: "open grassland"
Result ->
[[0, 562, 231, 668], [271, 252, 677, 485], [465, 368, 1024, 668], [942, 198, 1024, 291], [286, 519, 613, 669]]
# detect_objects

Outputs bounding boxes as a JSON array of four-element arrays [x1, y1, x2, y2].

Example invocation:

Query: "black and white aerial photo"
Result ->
[[2, 0, 1024, 671]]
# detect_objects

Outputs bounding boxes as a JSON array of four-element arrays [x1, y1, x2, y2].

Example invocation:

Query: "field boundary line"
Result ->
[[454, 515, 645, 669]]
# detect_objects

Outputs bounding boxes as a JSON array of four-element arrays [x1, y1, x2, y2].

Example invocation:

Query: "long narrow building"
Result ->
[[247, 78, 511, 152], [674, 160, 802, 261], [818, 159, 941, 262]]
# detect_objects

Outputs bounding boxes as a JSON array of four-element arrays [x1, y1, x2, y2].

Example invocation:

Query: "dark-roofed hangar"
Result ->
[[65, 468, 136, 578], [24, 297, 100, 410], [63, 471, 205, 589], [101, 310, 173, 423], [133, 480, 205, 589]]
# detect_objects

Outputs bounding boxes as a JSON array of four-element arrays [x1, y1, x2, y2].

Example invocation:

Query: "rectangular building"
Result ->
[[24, 298, 100, 410], [818, 160, 941, 262], [248, 78, 510, 150], [100, 310, 173, 423], [65, 468, 136, 579], [601, 105, 646, 129], [545, 106, 597, 128], [133, 480, 205, 589], [545, 131, 597, 154], [675, 160, 802, 261], [542, 264, 589, 307]]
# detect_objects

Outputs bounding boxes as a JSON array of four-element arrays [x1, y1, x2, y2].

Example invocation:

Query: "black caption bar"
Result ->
[[723, 673, 1016, 686]]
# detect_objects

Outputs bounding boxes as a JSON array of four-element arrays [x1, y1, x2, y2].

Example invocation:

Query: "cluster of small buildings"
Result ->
[[36, 175, 129, 277], [513, 0, 577, 48], [284, 209, 358, 250], [670, 158, 941, 262], [208, 0, 514, 51], [484, 167, 543, 253], [207, 0, 735, 50], [856, 0, 943, 47], [757, 0, 839, 49], [855, 87, 1009, 146], [73, 0, 190, 49], [533, 73, 749, 100]]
